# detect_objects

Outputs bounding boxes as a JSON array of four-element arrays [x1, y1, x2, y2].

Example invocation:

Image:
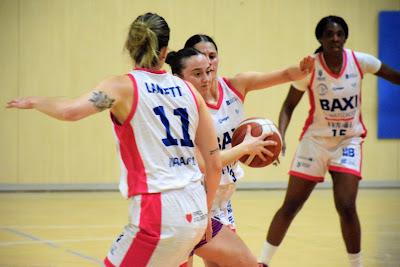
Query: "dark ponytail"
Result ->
[[166, 48, 203, 77]]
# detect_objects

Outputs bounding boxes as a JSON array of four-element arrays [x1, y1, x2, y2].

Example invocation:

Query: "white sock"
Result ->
[[258, 241, 278, 265], [348, 252, 363, 267]]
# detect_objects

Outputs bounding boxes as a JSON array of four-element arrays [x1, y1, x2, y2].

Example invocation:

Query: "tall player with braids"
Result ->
[[6, 13, 222, 267], [258, 15, 400, 267]]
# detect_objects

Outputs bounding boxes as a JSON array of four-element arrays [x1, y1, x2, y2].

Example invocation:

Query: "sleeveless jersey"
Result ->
[[111, 68, 202, 198], [207, 77, 245, 185], [300, 49, 367, 139]]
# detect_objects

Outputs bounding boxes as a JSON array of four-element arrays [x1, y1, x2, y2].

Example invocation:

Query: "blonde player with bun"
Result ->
[[7, 12, 222, 267], [258, 15, 400, 267]]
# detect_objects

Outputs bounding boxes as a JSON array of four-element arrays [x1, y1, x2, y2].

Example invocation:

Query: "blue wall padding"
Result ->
[[378, 11, 400, 139]]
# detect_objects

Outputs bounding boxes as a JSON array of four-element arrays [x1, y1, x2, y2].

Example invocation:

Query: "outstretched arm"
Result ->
[[6, 75, 132, 122], [278, 85, 305, 156], [227, 56, 314, 96], [375, 63, 400, 85]]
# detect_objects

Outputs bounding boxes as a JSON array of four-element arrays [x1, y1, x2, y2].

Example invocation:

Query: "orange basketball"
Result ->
[[231, 117, 282, 168]]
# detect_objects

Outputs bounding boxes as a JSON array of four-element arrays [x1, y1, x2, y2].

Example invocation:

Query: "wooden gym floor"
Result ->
[[0, 189, 399, 267]]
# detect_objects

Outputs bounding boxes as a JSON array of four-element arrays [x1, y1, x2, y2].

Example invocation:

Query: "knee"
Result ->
[[335, 200, 357, 220], [280, 199, 304, 218]]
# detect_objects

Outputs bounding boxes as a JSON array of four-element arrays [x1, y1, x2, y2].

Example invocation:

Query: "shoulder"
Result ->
[[351, 50, 382, 74], [97, 75, 132, 90]]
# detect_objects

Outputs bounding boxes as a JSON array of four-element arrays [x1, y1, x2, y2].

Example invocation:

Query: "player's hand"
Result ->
[[242, 125, 277, 160], [6, 97, 36, 109], [300, 55, 315, 75]]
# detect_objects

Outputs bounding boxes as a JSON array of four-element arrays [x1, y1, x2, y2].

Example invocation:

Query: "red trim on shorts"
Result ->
[[104, 257, 115, 267], [120, 194, 162, 266], [179, 262, 188, 267], [289, 170, 324, 182], [222, 77, 245, 102], [328, 166, 362, 179]]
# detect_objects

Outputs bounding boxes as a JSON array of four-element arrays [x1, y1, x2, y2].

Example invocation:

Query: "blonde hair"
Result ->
[[125, 13, 170, 68]]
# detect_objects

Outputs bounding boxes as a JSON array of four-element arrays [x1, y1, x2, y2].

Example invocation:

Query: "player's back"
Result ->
[[112, 68, 202, 198]]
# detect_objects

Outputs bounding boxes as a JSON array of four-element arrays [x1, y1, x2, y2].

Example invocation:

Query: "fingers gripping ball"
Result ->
[[231, 117, 282, 168]]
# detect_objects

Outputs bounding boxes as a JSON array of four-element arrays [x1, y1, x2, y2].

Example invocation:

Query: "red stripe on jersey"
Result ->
[[183, 81, 199, 112], [206, 80, 224, 109], [120, 194, 162, 266], [112, 73, 147, 196], [300, 69, 316, 140], [222, 77, 245, 102], [133, 67, 167, 74], [318, 50, 348, 79], [351, 51, 364, 79], [104, 257, 115, 267]]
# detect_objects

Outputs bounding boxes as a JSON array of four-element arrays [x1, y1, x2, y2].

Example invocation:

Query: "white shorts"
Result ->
[[104, 181, 208, 267], [211, 183, 236, 229], [289, 136, 363, 182]]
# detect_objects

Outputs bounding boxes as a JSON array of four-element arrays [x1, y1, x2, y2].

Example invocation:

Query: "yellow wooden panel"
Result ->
[[0, 0, 19, 182], [0, 0, 399, 184]]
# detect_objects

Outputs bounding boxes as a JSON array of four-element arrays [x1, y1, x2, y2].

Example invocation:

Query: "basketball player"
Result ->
[[6, 13, 222, 267], [171, 36, 314, 267], [258, 16, 400, 267]]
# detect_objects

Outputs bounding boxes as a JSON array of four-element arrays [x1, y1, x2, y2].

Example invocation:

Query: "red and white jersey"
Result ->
[[111, 68, 202, 198], [207, 77, 245, 185], [293, 49, 381, 140]]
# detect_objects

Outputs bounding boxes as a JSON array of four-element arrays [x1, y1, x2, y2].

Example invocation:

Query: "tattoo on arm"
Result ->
[[209, 148, 219, 155], [89, 91, 115, 111]]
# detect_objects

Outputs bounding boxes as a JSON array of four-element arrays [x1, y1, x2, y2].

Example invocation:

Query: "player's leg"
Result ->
[[195, 225, 258, 267], [259, 136, 326, 266], [258, 176, 317, 266], [331, 171, 362, 266], [329, 136, 363, 267], [266, 175, 317, 245]]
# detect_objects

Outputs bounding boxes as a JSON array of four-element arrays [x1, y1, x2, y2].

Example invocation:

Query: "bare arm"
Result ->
[[375, 63, 400, 85], [6, 75, 132, 122], [228, 56, 314, 96], [278, 85, 305, 155], [194, 92, 222, 212], [196, 126, 276, 171]]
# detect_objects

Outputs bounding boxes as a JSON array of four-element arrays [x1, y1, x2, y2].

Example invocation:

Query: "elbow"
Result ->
[[60, 107, 83, 121]]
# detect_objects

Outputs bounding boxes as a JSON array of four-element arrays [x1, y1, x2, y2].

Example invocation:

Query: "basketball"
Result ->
[[231, 117, 282, 168]]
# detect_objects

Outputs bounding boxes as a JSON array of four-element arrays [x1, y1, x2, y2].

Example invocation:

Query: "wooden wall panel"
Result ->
[[0, 0, 399, 185]]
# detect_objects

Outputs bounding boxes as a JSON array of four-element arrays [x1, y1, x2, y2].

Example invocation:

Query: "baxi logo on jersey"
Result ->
[[217, 129, 235, 150], [320, 94, 358, 112]]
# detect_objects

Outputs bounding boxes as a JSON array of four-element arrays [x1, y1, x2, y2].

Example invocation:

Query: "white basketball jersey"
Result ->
[[301, 49, 367, 139], [111, 68, 202, 198], [207, 77, 245, 185]]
